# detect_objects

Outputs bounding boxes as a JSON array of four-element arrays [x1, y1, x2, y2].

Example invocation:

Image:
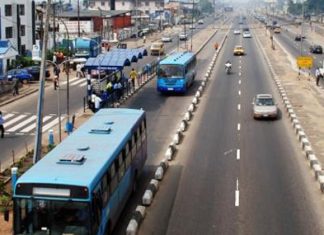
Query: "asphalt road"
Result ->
[[136, 18, 324, 235], [0, 16, 218, 168]]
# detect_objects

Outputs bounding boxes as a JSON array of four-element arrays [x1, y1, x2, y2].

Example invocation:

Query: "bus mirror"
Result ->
[[4, 209, 9, 222]]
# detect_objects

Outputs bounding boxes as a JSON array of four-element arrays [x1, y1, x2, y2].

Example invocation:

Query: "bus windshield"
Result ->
[[158, 64, 184, 78], [14, 198, 90, 235]]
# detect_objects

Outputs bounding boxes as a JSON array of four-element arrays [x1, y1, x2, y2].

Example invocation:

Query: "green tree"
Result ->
[[199, 0, 214, 14]]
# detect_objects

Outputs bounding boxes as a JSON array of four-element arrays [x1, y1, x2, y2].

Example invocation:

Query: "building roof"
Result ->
[[0, 40, 18, 59], [58, 9, 131, 18]]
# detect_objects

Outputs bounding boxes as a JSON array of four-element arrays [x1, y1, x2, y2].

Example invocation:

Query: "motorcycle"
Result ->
[[225, 63, 232, 74]]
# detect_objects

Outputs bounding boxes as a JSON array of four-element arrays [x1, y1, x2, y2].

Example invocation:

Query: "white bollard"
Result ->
[[165, 147, 173, 161], [179, 121, 187, 132], [192, 97, 198, 105], [142, 190, 153, 206], [195, 91, 201, 98], [184, 112, 191, 121], [150, 179, 159, 191], [136, 205, 146, 218], [172, 132, 180, 145], [126, 219, 138, 235], [155, 166, 164, 180], [188, 104, 195, 112]]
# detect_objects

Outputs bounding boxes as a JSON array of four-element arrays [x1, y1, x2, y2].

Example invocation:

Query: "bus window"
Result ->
[[131, 134, 137, 158], [141, 121, 146, 141], [137, 128, 142, 147], [101, 174, 109, 205], [109, 163, 118, 194], [124, 146, 131, 169], [117, 153, 125, 180]]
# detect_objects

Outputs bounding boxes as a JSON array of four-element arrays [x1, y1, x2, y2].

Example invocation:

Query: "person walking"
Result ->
[[76, 63, 84, 78], [315, 67, 323, 86], [129, 68, 137, 91], [53, 75, 59, 90], [94, 94, 102, 112], [0, 111, 4, 138], [12, 79, 19, 96]]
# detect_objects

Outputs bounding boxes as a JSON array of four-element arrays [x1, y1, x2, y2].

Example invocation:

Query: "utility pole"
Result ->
[[53, 3, 57, 51], [190, 0, 194, 51], [78, 0, 81, 37], [33, 0, 52, 164]]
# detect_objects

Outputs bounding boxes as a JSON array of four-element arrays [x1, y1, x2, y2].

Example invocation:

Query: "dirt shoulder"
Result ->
[[253, 22, 324, 163]]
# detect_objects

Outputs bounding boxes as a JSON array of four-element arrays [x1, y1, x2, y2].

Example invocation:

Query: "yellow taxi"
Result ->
[[233, 45, 245, 56]]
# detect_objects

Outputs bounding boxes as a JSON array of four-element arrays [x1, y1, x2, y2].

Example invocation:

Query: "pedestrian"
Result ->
[[113, 81, 123, 100], [129, 68, 137, 90], [94, 94, 102, 112], [12, 79, 19, 96], [54, 75, 59, 90], [106, 80, 113, 94], [0, 111, 4, 138], [315, 67, 323, 86], [143, 35, 146, 44], [76, 63, 82, 78], [214, 42, 219, 50]]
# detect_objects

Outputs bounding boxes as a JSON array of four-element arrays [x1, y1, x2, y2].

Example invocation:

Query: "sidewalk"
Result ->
[[0, 83, 40, 107]]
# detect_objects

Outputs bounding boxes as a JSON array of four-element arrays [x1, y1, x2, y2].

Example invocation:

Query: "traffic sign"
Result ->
[[296, 56, 313, 69]]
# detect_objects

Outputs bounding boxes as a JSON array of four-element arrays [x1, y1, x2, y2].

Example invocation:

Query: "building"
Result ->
[[0, 0, 35, 56]]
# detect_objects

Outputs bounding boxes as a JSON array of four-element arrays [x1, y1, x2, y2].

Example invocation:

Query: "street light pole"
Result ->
[[33, 0, 52, 164]]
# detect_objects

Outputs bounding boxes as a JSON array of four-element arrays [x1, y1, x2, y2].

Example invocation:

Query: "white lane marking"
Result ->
[[238, 90, 241, 96], [237, 149, 240, 160], [3, 113, 14, 120], [79, 82, 87, 87], [20, 116, 52, 133], [238, 104, 241, 110], [70, 78, 87, 86], [237, 123, 241, 131], [235, 178, 240, 207], [4, 115, 27, 128], [239, 66, 242, 69], [42, 116, 65, 133], [7, 115, 37, 132], [60, 77, 79, 85], [239, 72, 242, 76], [239, 80, 241, 84]]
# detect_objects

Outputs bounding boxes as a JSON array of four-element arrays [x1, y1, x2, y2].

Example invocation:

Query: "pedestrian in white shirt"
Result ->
[[94, 95, 102, 112]]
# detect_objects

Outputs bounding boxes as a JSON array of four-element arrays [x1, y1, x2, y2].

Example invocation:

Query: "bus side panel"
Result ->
[[118, 169, 133, 214], [100, 190, 119, 235]]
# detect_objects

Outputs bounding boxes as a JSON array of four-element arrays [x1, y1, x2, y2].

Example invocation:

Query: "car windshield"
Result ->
[[14, 198, 90, 235], [256, 98, 274, 106], [158, 64, 184, 78]]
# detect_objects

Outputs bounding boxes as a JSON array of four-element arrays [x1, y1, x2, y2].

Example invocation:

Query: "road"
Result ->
[[0, 16, 218, 169], [135, 17, 324, 235]]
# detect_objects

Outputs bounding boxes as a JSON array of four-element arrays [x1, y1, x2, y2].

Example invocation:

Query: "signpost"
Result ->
[[296, 56, 313, 69]]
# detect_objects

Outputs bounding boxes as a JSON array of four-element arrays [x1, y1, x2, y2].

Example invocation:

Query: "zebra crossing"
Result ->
[[61, 77, 88, 88], [2, 112, 66, 135]]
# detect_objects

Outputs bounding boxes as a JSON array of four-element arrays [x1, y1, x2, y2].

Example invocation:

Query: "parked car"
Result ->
[[24, 66, 50, 80], [179, 32, 188, 41], [233, 45, 245, 55], [309, 45, 323, 54], [252, 94, 278, 119], [5, 69, 33, 82]]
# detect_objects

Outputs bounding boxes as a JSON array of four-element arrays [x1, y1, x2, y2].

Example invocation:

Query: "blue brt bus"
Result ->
[[13, 108, 147, 235], [157, 51, 197, 93]]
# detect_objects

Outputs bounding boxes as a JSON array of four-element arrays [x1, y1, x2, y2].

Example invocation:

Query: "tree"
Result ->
[[199, 0, 214, 14]]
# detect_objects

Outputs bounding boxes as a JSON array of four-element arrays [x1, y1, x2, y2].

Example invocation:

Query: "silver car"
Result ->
[[252, 94, 278, 119]]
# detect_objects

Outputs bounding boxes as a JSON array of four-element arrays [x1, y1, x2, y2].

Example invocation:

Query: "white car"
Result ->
[[234, 29, 241, 35], [179, 32, 188, 41], [161, 35, 172, 42], [198, 19, 204, 24], [243, 31, 252, 38], [189, 24, 196, 29], [252, 94, 278, 119]]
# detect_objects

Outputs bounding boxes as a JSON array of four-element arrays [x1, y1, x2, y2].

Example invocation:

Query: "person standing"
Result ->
[[0, 111, 4, 138], [76, 63, 82, 78], [12, 79, 19, 96], [129, 68, 137, 91]]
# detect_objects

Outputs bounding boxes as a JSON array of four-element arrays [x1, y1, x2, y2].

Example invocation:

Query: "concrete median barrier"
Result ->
[[126, 206, 146, 235], [188, 103, 195, 112], [184, 111, 192, 122], [142, 179, 159, 206], [179, 120, 187, 132]]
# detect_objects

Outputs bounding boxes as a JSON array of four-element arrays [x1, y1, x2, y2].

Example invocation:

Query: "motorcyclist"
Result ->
[[225, 60, 232, 74], [214, 42, 219, 50]]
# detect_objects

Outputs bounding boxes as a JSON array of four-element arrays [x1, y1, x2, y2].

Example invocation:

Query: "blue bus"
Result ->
[[13, 108, 147, 235], [157, 51, 197, 93]]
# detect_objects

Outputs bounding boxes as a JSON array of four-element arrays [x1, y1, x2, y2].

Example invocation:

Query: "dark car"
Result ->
[[295, 35, 306, 41], [310, 45, 323, 54], [5, 69, 33, 82], [24, 66, 51, 80]]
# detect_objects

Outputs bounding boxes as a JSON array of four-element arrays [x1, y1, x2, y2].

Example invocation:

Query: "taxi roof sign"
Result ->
[[297, 56, 313, 69]]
